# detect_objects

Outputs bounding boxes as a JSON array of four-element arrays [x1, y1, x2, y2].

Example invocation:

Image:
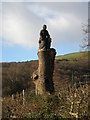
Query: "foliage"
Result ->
[[2, 83, 90, 119], [2, 51, 90, 119], [2, 61, 38, 96], [2, 52, 89, 97]]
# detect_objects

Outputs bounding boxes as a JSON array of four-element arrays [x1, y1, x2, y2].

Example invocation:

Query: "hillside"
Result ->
[[2, 51, 90, 119], [56, 51, 88, 60], [2, 51, 89, 97]]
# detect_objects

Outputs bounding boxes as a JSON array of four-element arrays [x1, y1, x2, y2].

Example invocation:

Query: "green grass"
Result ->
[[56, 51, 88, 61]]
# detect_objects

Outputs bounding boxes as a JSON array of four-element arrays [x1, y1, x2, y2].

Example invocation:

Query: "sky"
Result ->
[[0, 0, 89, 62]]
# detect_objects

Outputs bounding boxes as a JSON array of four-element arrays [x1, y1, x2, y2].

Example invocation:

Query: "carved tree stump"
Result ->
[[32, 48, 56, 95], [32, 25, 56, 95]]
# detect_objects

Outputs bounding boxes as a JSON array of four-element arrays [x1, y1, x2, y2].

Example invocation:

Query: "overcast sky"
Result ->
[[0, 1, 89, 62], [1, 0, 89, 2]]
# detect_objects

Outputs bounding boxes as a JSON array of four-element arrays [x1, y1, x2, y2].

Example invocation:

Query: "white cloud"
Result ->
[[0, 3, 2, 61], [46, 13, 82, 47], [27, 3, 87, 47], [0, 3, 2, 36], [46, 16, 70, 31], [1, 0, 89, 2], [2, 3, 43, 48], [1, 2, 88, 50]]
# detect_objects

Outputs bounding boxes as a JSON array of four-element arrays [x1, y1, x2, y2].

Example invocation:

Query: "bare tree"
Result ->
[[80, 19, 90, 51]]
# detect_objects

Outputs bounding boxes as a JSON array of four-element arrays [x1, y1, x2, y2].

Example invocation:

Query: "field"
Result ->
[[1, 51, 90, 119], [56, 51, 88, 60]]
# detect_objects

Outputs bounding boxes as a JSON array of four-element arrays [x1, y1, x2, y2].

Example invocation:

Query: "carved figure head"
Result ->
[[43, 24, 47, 30]]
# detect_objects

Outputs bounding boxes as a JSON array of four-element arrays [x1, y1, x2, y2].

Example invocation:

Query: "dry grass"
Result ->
[[2, 82, 90, 119]]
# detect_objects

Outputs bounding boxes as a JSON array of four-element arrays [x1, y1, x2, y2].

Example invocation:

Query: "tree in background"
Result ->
[[80, 19, 90, 51]]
